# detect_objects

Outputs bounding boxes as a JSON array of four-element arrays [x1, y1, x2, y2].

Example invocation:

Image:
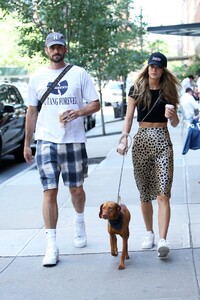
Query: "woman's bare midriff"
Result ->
[[139, 122, 167, 128]]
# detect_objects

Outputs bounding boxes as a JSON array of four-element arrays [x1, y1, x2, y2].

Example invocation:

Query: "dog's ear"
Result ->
[[116, 204, 121, 213], [99, 204, 103, 218]]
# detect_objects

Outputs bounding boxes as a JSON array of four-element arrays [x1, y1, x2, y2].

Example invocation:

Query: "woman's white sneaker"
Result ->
[[141, 231, 155, 249], [42, 246, 59, 266], [157, 238, 170, 258]]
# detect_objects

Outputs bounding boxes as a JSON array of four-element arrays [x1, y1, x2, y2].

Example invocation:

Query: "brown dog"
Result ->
[[99, 201, 131, 270]]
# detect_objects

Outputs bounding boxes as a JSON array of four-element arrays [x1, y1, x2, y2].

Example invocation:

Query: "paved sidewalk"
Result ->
[[0, 118, 200, 300]]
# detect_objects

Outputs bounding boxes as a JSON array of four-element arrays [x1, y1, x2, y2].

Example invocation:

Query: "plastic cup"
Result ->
[[165, 104, 174, 118], [58, 111, 66, 128]]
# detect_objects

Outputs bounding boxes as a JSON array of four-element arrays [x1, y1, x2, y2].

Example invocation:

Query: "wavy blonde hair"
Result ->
[[131, 65, 181, 110]]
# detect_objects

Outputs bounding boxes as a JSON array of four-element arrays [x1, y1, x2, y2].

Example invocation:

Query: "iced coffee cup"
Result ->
[[165, 104, 174, 119]]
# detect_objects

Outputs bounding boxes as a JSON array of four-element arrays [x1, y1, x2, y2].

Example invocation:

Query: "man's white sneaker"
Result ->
[[42, 246, 59, 266], [74, 221, 87, 248], [157, 238, 170, 258], [141, 231, 155, 249]]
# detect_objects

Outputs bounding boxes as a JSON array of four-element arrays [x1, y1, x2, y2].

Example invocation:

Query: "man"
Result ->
[[196, 74, 200, 99], [181, 75, 195, 95], [180, 87, 200, 123], [24, 32, 100, 267], [193, 85, 199, 102]]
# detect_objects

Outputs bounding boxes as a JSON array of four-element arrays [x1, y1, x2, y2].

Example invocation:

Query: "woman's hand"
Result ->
[[117, 142, 128, 155], [117, 141, 128, 156], [169, 109, 179, 127], [165, 105, 179, 127]]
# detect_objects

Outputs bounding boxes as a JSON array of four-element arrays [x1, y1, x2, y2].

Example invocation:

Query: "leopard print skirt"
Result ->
[[132, 127, 173, 202]]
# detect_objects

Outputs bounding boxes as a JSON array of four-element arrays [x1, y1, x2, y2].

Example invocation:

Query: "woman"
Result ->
[[117, 52, 180, 258]]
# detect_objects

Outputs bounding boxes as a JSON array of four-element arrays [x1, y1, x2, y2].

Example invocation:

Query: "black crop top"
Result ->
[[128, 86, 168, 123]]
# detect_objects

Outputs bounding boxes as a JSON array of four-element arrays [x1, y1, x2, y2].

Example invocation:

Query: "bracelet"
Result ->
[[118, 133, 132, 150]]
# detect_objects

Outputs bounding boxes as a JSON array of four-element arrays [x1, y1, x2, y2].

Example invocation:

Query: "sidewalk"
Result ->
[[0, 119, 200, 300]]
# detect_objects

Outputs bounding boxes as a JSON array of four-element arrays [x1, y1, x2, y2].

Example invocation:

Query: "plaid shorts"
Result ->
[[35, 140, 88, 190]]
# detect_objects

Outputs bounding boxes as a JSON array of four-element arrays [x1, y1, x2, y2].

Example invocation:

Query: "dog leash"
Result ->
[[117, 133, 132, 204]]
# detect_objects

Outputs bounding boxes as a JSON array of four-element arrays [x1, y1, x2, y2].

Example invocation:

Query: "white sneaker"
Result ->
[[141, 231, 155, 249], [42, 246, 59, 266], [157, 238, 170, 258], [74, 221, 87, 248]]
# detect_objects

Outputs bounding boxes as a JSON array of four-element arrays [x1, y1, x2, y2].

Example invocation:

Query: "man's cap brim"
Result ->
[[46, 41, 66, 47]]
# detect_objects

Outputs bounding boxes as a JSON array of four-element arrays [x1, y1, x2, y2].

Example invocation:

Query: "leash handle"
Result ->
[[117, 134, 132, 203], [117, 155, 124, 204], [118, 133, 132, 154]]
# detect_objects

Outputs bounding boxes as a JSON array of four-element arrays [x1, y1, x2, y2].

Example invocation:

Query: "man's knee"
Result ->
[[69, 186, 84, 198], [44, 188, 58, 200]]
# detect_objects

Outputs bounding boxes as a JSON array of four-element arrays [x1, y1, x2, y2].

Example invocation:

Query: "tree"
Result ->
[[0, 0, 148, 74], [0, 0, 148, 134], [0, 9, 46, 72], [149, 40, 170, 55]]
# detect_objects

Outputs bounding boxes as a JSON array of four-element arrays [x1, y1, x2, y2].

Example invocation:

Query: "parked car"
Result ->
[[102, 81, 127, 118], [0, 83, 27, 165], [84, 114, 96, 131], [83, 100, 96, 131]]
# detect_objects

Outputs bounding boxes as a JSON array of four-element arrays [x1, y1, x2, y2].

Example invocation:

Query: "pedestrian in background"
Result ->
[[24, 32, 100, 266], [117, 52, 180, 258], [196, 74, 200, 99], [193, 85, 199, 103], [181, 74, 195, 95], [180, 87, 200, 123]]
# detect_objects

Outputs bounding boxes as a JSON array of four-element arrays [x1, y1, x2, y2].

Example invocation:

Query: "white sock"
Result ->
[[45, 229, 56, 248], [147, 231, 154, 234], [74, 212, 84, 223]]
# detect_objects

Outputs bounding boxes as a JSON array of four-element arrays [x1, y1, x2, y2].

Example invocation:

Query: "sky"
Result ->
[[133, 0, 182, 26], [133, 0, 183, 53]]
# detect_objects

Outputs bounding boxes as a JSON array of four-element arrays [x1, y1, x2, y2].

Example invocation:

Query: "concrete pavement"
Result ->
[[0, 117, 200, 300]]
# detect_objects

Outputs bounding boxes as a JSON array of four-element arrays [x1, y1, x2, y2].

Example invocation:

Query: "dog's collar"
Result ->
[[108, 212, 123, 230]]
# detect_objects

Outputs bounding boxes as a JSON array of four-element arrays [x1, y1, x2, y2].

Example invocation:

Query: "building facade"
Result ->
[[181, 0, 200, 55]]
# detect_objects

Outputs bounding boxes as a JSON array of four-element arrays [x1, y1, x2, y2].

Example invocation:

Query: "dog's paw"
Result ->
[[118, 264, 125, 270], [111, 249, 118, 256]]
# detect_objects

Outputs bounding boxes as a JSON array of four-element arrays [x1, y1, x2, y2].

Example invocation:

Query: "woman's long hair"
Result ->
[[131, 65, 181, 110]]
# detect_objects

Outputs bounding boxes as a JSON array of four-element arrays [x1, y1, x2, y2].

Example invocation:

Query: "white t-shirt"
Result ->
[[28, 65, 99, 143], [180, 92, 200, 120], [181, 77, 194, 95], [197, 77, 200, 93]]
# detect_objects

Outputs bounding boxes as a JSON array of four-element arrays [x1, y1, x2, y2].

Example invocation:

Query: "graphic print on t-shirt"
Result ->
[[47, 80, 68, 95]]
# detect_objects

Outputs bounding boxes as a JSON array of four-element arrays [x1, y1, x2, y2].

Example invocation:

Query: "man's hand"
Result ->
[[24, 146, 33, 164]]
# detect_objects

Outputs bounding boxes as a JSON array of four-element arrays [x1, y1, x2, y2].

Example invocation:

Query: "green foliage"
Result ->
[[171, 56, 200, 81], [186, 56, 200, 76], [0, 0, 148, 82], [0, 9, 46, 72], [148, 40, 170, 55]]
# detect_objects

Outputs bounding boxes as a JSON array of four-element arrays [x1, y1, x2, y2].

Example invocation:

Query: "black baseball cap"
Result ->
[[148, 52, 167, 68]]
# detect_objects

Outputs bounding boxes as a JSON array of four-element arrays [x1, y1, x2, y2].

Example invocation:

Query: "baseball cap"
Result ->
[[148, 52, 167, 68], [45, 32, 66, 47]]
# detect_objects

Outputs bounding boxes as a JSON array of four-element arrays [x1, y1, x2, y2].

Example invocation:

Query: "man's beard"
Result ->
[[50, 54, 64, 63]]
